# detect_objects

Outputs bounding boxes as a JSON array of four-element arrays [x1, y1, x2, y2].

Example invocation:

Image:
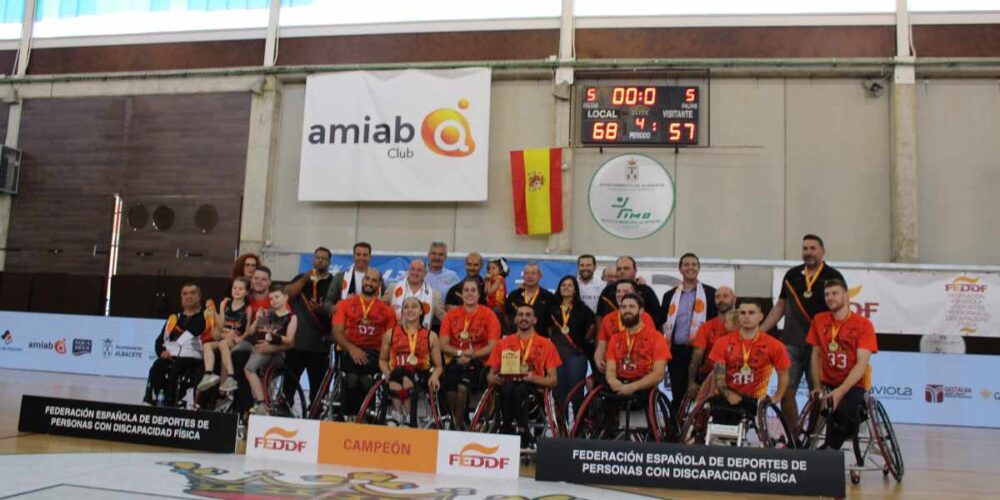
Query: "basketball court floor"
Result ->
[[1, 368, 997, 499]]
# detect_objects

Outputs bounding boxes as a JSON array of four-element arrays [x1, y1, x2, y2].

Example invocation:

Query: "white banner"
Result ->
[[0, 311, 162, 378], [771, 268, 1000, 337], [299, 68, 492, 201]]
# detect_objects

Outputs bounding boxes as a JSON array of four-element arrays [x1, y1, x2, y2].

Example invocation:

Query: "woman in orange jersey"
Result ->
[[378, 297, 444, 425]]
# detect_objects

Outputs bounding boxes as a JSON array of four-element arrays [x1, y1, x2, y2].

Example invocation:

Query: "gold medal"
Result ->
[[560, 326, 570, 335], [404, 326, 420, 367], [740, 365, 752, 376], [460, 330, 470, 340], [622, 356, 631, 366], [407, 354, 418, 365], [520, 363, 530, 373], [828, 341, 839, 352], [803, 291, 813, 299], [802, 262, 824, 300]]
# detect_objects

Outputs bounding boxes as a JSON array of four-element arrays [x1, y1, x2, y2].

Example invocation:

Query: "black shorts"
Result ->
[[388, 367, 431, 388], [441, 358, 486, 393]]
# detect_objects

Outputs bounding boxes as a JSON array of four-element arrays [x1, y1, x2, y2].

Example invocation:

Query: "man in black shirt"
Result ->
[[445, 252, 487, 311], [504, 262, 557, 335], [144, 284, 210, 406], [761, 234, 846, 431], [595, 256, 661, 324], [285, 246, 340, 403]]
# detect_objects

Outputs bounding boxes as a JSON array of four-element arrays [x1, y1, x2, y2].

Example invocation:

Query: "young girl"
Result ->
[[245, 284, 297, 415], [198, 277, 251, 392], [484, 258, 509, 318], [378, 296, 443, 426]]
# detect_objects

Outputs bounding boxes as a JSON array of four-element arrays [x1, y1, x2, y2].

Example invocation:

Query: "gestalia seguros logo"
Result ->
[[254, 426, 308, 453], [307, 98, 477, 158], [448, 442, 510, 469]]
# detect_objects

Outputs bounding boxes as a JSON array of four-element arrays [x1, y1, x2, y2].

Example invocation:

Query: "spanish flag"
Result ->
[[510, 148, 563, 235]]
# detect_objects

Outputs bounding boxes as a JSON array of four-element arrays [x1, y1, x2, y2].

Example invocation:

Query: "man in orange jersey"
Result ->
[[687, 286, 737, 398], [332, 268, 397, 415], [439, 278, 501, 429], [604, 293, 671, 398], [593, 280, 658, 374], [487, 304, 560, 446], [709, 300, 790, 425], [807, 279, 878, 450]]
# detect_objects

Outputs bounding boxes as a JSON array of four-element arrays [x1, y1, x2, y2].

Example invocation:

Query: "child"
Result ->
[[245, 284, 297, 415], [484, 257, 509, 318], [198, 277, 251, 393]]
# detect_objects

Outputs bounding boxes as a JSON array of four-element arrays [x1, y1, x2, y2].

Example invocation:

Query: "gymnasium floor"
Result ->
[[1, 369, 997, 499]]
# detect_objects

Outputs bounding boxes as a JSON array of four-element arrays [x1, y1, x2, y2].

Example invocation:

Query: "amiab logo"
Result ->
[[254, 426, 308, 453], [306, 98, 477, 160], [448, 442, 510, 470]]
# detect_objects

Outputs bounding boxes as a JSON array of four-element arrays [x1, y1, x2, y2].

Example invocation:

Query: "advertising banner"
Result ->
[[535, 438, 845, 497], [0, 311, 162, 378], [246, 416, 520, 479], [299, 68, 491, 202], [771, 268, 1000, 336], [18, 395, 238, 453]]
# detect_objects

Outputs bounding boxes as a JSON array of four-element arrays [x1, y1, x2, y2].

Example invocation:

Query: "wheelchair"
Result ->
[[561, 374, 597, 430], [261, 358, 308, 418], [569, 385, 675, 443], [797, 391, 904, 484], [355, 372, 453, 429], [308, 344, 349, 420], [680, 396, 793, 448], [470, 382, 565, 455]]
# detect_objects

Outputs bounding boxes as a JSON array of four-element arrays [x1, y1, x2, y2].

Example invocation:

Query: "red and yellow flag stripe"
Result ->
[[510, 147, 563, 235]]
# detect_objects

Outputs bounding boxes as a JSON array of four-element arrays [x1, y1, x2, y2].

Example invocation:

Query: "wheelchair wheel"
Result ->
[[356, 378, 390, 425], [469, 386, 500, 433], [535, 388, 565, 439], [263, 363, 307, 418], [755, 399, 795, 449], [796, 395, 826, 449], [675, 392, 694, 429], [561, 375, 593, 428], [679, 401, 710, 445], [868, 396, 904, 481], [647, 390, 675, 442], [569, 385, 612, 439]]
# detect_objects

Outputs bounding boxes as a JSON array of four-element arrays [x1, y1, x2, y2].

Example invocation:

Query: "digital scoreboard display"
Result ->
[[580, 85, 700, 146]]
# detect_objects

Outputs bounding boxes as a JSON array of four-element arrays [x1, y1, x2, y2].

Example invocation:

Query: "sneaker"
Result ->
[[251, 402, 268, 415], [197, 374, 220, 392], [219, 378, 238, 392]]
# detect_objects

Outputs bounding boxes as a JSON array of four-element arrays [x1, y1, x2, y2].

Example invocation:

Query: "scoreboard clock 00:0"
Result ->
[[580, 85, 700, 146]]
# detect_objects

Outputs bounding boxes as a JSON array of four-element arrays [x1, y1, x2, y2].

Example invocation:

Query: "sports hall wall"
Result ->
[[0, 20, 997, 317]]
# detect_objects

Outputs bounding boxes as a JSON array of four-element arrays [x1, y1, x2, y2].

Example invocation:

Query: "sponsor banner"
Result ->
[[771, 268, 1000, 337], [764, 351, 1000, 428], [246, 415, 320, 464], [0, 311, 162, 378], [300, 254, 735, 301], [588, 154, 676, 240], [299, 68, 491, 202], [243, 416, 519, 478], [18, 395, 237, 453], [536, 438, 844, 498], [435, 429, 520, 479]]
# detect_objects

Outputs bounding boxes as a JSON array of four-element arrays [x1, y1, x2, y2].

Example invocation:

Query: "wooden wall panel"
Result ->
[[28, 40, 264, 74], [913, 25, 1000, 57], [6, 93, 251, 279]]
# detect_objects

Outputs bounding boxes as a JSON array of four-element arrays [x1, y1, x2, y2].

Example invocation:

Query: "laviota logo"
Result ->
[[421, 99, 476, 157]]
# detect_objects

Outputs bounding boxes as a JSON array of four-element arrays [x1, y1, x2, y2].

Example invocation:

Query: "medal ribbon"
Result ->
[[519, 333, 535, 367], [404, 325, 419, 357], [310, 269, 319, 303], [624, 325, 642, 363], [524, 288, 540, 306], [830, 313, 849, 346], [561, 304, 572, 329], [741, 331, 761, 370], [803, 261, 825, 298], [359, 295, 376, 321]]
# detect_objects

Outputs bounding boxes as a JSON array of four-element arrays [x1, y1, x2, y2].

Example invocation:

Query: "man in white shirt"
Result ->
[[576, 254, 604, 313], [424, 240, 460, 300]]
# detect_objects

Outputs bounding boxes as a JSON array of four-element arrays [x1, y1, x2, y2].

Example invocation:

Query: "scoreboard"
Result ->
[[579, 85, 700, 146]]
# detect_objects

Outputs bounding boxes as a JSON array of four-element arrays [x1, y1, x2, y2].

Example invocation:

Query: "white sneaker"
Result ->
[[197, 374, 220, 392], [219, 378, 238, 392]]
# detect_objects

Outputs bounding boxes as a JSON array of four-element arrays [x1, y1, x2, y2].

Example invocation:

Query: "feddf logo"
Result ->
[[448, 443, 510, 469], [246, 416, 320, 463], [254, 427, 308, 453], [436, 431, 520, 478]]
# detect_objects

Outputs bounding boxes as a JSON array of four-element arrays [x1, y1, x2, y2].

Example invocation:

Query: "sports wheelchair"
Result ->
[[355, 372, 453, 429], [569, 385, 675, 443], [680, 395, 793, 448], [261, 358, 308, 418], [308, 345, 380, 421], [470, 383, 566, 454], [797, 391, 904, 484]]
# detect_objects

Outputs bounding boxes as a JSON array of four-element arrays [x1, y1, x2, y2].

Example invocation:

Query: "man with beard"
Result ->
[[761, 234, 845, 431], [445, 252, 487, 311], [604, 294, 671, 400], [708, 300, 790, 425], [806, 279, 877, 450], [332, 242, 372, 300], [687, 286, 737, 404], [595, 256, 661, 322], [576, 254, 604, 313], [248, 267, 273, 321], [285, 247, 338, 404], [486, 304, 560, 448], [332, 268, 397, 415], [593, 280, 658, 375]]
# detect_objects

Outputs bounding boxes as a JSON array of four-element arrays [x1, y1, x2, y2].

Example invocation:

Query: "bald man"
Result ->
[[687, 285, 736, 398]]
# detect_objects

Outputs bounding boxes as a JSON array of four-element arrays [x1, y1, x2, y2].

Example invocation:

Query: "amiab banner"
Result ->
[[299, 68, 491, 202], [770, 268, 1000, 337]]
